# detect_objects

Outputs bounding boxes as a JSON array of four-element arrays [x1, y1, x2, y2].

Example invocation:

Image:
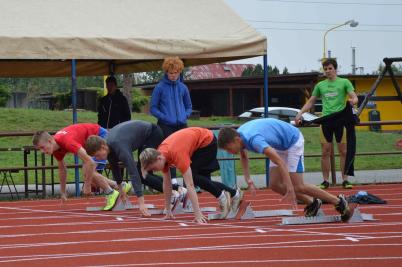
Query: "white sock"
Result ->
[[218, 191, 226, 200], [172, 178, 178, 185], [104, 187, 113, 194], [234, 190, 240, 198]]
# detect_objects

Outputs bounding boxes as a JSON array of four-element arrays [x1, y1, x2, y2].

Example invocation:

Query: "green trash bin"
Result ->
[[213, 130, 237, 189], [368, 110, 381, 132]]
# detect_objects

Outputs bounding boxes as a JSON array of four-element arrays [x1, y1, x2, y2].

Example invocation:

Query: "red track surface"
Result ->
[[1, 183, 402, 266]]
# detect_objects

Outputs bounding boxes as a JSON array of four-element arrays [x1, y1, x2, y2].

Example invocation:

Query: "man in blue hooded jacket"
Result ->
[[150, 56, 192, 182]]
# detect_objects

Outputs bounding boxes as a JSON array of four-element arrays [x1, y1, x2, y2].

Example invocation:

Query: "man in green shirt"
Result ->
[[295, 58, 358, 189]]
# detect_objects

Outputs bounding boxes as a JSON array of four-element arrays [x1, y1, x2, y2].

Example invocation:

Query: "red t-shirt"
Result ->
[[53, 123, 100, 161], [158, 127, 213, 174]]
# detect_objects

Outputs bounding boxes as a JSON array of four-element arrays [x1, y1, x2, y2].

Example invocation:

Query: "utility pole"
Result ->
[[351, 47, 356, 75]]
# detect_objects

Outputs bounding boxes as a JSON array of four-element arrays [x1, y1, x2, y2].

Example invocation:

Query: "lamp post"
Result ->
[[322, 19, 358, 62]]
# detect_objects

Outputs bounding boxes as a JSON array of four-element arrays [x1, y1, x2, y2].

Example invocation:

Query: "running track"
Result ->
[[1, 183, 402, 266]]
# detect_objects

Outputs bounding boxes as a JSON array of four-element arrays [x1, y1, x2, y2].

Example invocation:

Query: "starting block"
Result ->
[[86, 198, 155, 212], [171, 198, 216, 214], [281, 206, 375, 225], [208, 201, 294, 220]]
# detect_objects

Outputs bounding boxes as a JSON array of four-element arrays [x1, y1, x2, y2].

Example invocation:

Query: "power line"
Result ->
[[255, 27, 402, 32], [248, 19, 402, 27], [258, 0, 402, 6]]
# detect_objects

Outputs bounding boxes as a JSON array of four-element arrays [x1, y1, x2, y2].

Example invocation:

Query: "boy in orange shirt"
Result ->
[[140, 127, 243, 223]]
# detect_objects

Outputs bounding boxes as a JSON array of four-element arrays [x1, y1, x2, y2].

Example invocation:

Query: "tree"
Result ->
[[122, 74, 133, 112], [272, 66, 280, 75], [0, 84, 11, 107], [241, 64, 284, 77], [283, 67, 289, 74], [374, 63, 402, 75], [136, 71, 164, 84], [131, 88, 150, 112], [241, 66, 254, 77]]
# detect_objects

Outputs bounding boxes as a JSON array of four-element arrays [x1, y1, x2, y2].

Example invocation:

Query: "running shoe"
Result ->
[[122, 181, 133, 194], [177, 186, 191, 209], [170, 190, 181, 211], [319, 180, 330, 189], [218, 191, 231, 219], [103, 190, 120, 211], [342, 180, 353, 189], [178, 186, 188, 202], [335, 194, 352, 222], [230, 188, 244, 213], [304, 198, 322, 217]]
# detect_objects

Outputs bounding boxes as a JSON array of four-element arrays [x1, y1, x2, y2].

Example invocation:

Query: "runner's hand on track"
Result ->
[[281, 188, 298, 210], [194, 213, 208, 224], [119, 190, 128, 203], [164, 210, 175, 220], [140, 203, 151, 217]]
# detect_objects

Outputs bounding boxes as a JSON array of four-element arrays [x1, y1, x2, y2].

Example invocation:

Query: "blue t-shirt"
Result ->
[[238, 118, 300, 154]]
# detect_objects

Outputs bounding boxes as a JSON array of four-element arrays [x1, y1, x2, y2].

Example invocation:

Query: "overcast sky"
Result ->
[[224, 0, 402, 74]]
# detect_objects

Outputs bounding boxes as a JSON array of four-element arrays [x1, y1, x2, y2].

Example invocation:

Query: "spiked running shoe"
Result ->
[[304, 198, 322, 217], [177, 186, 191, 209], [218, 191, 231, 219], [319, 180, 330, 189], [103, 190, 120, 211], [122, 181, 133, 194], [230, 188, 244, 214], [342, 180, 353, 189], [335, 194, 352, 222], [178, 186, 188, 202], [170, 190, 181, 211]]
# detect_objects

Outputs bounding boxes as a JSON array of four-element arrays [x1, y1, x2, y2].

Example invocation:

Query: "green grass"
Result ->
[[0, 108, 400, 185]]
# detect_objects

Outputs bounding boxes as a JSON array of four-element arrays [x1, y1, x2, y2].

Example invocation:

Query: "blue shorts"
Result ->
[[93, 127, 108, 171]]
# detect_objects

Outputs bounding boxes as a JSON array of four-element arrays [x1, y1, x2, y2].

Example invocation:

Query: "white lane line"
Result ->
[[3, 230, 402, 252], [82, 256, 402, 266], [178, 223, 188, 227], [345, 237, 360, 242], [2, 243, 402, 264], [84, 256, 402, 266], [255, 229, 266, 233]]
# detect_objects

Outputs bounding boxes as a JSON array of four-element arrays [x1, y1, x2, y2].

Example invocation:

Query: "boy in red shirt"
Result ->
[[140, 127, 243, 223], [32, 123, 121, 211]]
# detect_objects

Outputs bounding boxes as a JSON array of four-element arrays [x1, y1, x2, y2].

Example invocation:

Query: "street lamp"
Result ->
[[322, 19, 358, 61]]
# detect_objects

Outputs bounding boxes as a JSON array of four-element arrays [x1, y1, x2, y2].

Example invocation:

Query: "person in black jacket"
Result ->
[[97, 76, 131, 129]]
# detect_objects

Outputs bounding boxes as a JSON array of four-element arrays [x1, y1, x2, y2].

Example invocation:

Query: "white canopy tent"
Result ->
[[0, 0, 266, 77], [0, 0, 269, 193]]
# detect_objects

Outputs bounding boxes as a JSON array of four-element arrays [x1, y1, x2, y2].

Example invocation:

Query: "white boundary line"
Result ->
[[1, 241, 402, 264]]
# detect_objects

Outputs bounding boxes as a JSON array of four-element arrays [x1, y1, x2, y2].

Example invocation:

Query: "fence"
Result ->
[[0, 121, 401, 199]]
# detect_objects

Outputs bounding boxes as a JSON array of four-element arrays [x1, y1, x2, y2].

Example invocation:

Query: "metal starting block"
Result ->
[[208, 201, 294, 220], [86, 198, 155, 212], [171, 199, 216, 214], [281, 207, 375, 225]]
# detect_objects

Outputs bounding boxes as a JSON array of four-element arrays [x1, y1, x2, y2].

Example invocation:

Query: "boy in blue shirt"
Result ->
[[217, 118, 353, 222]]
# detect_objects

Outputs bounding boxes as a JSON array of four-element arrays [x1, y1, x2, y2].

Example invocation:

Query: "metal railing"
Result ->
[[0, 120, 401, 198]]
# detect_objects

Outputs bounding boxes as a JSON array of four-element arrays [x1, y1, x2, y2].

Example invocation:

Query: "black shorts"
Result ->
[[320, 124, 345, 143], [190, 136, 220, 175]]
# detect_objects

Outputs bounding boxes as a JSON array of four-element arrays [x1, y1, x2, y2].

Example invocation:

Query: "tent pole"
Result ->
[[263, 54, 270, 187], [71, 59, 80, 197]]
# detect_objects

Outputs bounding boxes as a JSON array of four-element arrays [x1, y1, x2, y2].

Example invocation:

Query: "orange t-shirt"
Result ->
[[158, 127, 214, 174]]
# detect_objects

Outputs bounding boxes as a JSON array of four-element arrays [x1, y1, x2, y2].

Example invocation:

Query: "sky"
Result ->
[[224, 0, 402, 74]]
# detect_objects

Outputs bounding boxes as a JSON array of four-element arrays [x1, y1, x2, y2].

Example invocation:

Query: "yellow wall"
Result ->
[[349, 76, 402, 131]]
